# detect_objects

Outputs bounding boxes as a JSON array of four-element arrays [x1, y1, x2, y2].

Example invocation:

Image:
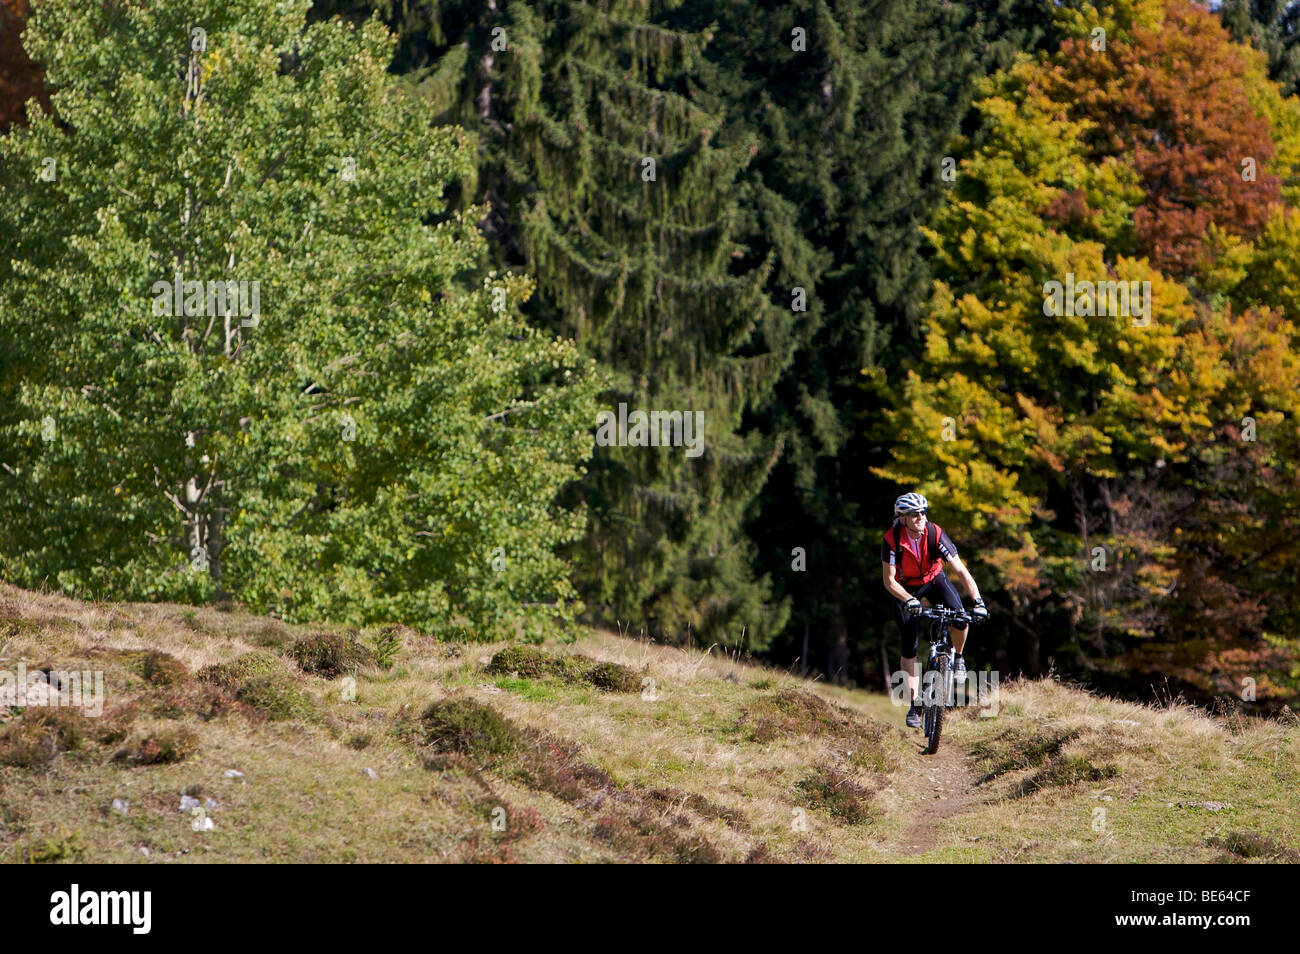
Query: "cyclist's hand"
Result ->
[[904, 597, 922, 618], [971, 598, 988, 621]]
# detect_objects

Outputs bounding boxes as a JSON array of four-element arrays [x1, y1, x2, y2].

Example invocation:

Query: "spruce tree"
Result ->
[[1220, 0, 1300, 98], [667, 0, 1008, 681]]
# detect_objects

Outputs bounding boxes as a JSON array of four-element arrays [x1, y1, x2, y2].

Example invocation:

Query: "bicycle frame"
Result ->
[[912, 603, 979, 752], [920, 610, 961, 707]]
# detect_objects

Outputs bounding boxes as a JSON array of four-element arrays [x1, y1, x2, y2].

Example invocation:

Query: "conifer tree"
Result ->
[[666, 0, 1024, 680], [1220, 0, 1300, 97]]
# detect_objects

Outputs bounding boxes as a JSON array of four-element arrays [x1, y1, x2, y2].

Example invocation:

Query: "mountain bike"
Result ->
[[913, 604, 984, 755]]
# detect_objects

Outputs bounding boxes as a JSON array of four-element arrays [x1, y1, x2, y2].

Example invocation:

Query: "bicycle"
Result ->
[[912, 603, 984, 754]]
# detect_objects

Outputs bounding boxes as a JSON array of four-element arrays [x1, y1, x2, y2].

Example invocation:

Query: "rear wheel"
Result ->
[[926, 654, 949, 754]]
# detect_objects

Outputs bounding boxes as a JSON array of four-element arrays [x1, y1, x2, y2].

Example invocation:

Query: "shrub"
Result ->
[[485, 645, 578, 680], [645, 788, 747, 828], [0, 708, 87, 769], [796, 766, 874, 825], [1015, 755, 1120, 797], [236, 674, 319, 721], [511, 735, 616, 803], [486, 646, 641, 692], [741, 689, 841, 742], [744, 842, 778, 863], [739, 690, 890, 771], [23, 707, 85, 752], [148, 682, 242, 721], [367, 625, 408, 670], [122, 727, 200, 765], [417, 698, 523, 760], [0, 720, 58, 770], [584, 661, 640, 693], [21, 829, 85, 863], [134, 650, 191, 687], [290, 631, 376, 679], [197, 651, 284, 692], [591, 810, 722, 863], [1211, 830, 1300, 862], [89, 702, 139, 745], [972, 727, 1082, 782]]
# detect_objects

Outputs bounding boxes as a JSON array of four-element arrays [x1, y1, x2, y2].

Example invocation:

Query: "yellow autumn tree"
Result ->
[[874, 0, 1300, 706]]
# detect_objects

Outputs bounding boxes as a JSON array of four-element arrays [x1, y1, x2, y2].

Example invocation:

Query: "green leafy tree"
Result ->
[[0, 0, 598, 639]]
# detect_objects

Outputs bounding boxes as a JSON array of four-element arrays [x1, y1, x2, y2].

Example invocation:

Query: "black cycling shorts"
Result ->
[[893, 570, 967, 659]]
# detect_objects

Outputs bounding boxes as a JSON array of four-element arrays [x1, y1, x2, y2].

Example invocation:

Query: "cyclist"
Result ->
[[881, 492, 987, 728]]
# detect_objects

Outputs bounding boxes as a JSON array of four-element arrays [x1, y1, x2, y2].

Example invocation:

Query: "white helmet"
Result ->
[[893, 492, 929, 516]]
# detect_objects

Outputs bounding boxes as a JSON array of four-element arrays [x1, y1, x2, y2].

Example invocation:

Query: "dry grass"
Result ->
[[1, 581, 1296, 863]]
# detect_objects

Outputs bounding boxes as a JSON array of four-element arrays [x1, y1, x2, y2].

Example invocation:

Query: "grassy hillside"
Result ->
[[1, 581, 1297, 863]]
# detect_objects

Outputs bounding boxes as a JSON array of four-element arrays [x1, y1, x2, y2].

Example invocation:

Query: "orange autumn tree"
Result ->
[[876, 0, 1300, 707], [1039, 0, 1283, 277], [1039, 0, 1300, 701]]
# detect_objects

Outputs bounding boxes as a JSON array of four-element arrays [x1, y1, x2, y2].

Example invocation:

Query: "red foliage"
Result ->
[[1040, 0, 1282, 276]]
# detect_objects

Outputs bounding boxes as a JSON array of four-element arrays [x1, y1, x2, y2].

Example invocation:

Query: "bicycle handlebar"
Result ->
[[913, 603, 985, 625]]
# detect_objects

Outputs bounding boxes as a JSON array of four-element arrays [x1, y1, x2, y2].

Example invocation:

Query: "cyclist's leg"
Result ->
[[894, 593, 920, 703], [928, 572, 968, 653]]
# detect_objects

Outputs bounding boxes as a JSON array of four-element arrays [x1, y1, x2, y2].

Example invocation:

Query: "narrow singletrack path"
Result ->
[[886, 734, 983, 855]]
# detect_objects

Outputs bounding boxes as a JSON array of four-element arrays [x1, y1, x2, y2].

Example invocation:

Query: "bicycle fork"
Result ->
[[923, 642, 955, 708]]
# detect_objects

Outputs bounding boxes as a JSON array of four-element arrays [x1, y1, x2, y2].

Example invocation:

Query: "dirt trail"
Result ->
[[888, 733, 983, 855]]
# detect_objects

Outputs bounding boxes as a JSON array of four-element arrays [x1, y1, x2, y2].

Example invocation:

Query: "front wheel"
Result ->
[[925, 654, 948, 754]]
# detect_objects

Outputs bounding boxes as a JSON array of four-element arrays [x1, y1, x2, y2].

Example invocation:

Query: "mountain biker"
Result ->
[[881, 492, 987, 729]]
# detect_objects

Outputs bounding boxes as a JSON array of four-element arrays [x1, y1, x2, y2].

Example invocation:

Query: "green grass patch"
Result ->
[[16, 829, 85, 863], [493, 677, 557, 702]]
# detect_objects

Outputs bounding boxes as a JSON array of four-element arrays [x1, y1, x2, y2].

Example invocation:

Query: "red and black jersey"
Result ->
[[880, 520, 958, 587]]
